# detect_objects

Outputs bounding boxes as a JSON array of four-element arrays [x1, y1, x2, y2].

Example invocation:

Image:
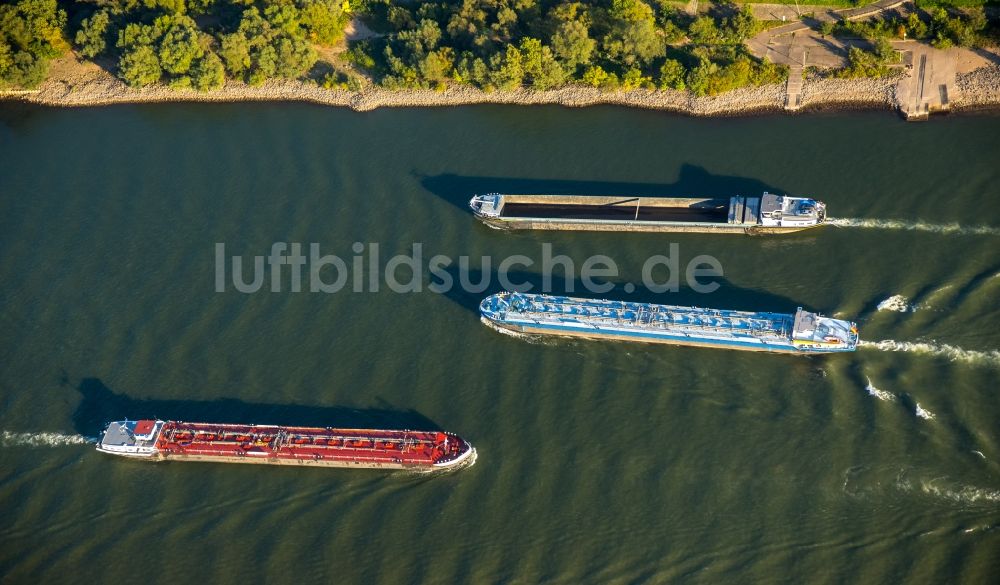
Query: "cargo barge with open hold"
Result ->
[[469, 192, 826, 234]]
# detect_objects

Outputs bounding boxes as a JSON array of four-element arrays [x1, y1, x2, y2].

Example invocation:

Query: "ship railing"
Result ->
[[174, 445, 421, 464], [514, 295, 778, 316], [514, 301, 784, 326], [278, 434, 442, 450], [164, 430, 443, 450]]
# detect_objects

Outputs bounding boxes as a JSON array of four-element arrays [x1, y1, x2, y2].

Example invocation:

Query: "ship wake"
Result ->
[[904, 476, 1000, 505], [845, 466, 1000, 506], [1, 431, 96, 447], [828, 217, 1000, 236], [865, 377, 896, 402], [859, 339, 1000, 368], [404, 448, 478, 476], [877, 295, 915, 312], [863, 377, 935, 420], [480, 316, 550, 344]]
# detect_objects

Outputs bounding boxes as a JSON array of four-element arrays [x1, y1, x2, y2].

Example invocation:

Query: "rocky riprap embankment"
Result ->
[[799, 74, 900, 110], [11, 68, 790, 115], [4, 56, 999, 115], [956, 64, 1000, 109]]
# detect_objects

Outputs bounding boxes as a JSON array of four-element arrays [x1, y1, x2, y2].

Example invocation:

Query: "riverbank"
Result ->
[[3, 52, 999, 116]]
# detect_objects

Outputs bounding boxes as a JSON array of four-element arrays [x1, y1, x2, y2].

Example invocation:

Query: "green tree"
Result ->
[[661, 20, 684, 44], [581, 64, 617, 89], [685, 59, 717, 96], [723, 5, 757, 43], [2, 51, 47, 87], [263, 3, 301, 36], [418, 48, 455, 84], [218, 6, 319, 84], [455, 51, 489, 86], [601, 0, 664, 67], [520, 37, 564, 89], [191, 51, 225, 90], [873, 37, 895, 62], [620, 67, 651, 90], [398, 18, 442, 57], [158, 16, 204, 75], [488, 43, 524, 90], [658, 58, 685, 90], [905, 13, 927, 39], [1, 0, 68, 58], [75, 9, 110, 58], [273, 34, 316, 78], [143, 0, 187, 14], [944, 15, 977, 47], [0, 39, 12, 76], [687, 16, 721, 45], [119, 21, 160, 50], [219, 33, 251, 76], [0, 0, 68, 87], [249, 43, 277, 85], [299, 0, 347, 45], [551, 18, 594, 71], [751, 57, 784, 85], [187, 0, 218, 15], [835, 46, 891, 78], [445, 0, 484, 47], [608, 0, 651, 23], [119, 44, 162, 86]]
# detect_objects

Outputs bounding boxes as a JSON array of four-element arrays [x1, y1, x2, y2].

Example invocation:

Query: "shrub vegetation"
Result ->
[[355, 0, 785, 94], [12, 1, 996, 93], [1, 0, 68, 88], [65, 0, 347, 89]]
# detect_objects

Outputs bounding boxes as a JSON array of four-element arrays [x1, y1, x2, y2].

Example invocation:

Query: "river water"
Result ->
[[1, 104, 998, 583]]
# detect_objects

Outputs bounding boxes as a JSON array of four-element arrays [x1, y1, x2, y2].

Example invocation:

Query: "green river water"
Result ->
[[1, 104, 998, 584]]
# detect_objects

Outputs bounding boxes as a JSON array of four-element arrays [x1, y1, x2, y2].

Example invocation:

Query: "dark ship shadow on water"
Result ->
[[435, 266, 807, 318], [417, 164, 789, 215], [70, 378, 443, 438]]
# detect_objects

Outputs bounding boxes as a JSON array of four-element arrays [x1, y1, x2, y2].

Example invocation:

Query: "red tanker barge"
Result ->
[[97, 419, 476, 470]]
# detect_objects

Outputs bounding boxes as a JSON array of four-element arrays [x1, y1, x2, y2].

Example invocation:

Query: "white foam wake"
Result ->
[[877, 295, 913, 312], [859, 339, 1000, 368], [846, 466, 1000, 505], [828, 218, 1000, 236], [865, 377, 896, 402], [919, 480, 1000, 504], [480, 316, 556, 345], [1, 431, 95, 447], [481, 316, 534, 340]]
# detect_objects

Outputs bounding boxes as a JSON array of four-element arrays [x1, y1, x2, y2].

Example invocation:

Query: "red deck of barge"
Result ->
[[154, 421, 470, 467]]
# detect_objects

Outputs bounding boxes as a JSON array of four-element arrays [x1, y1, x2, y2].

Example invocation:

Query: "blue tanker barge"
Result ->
[[480, 292, 858, 354]]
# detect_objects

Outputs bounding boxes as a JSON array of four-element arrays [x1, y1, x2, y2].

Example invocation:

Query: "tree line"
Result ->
[[1, 0, 68, 88], [75, 0, 347, 89], [2, 0, 348, 89], [3, 0, 784, 94], [3, 1, 997, 93], [354, 0, 786, 95]]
